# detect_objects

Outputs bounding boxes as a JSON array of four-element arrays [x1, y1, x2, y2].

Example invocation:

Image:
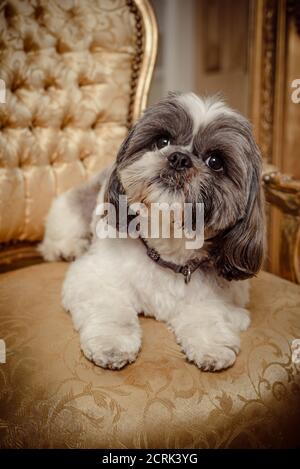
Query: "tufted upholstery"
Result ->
[[0, 0, 141, 243], [0, 263, 300, 448]]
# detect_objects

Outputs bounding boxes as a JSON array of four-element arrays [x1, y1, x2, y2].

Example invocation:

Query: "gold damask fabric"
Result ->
[[0, 0, 135, 243], [0, 263, 299, 448]]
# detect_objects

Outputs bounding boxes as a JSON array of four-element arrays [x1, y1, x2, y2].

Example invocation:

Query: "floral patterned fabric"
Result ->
[[0, 262, 299, 448]]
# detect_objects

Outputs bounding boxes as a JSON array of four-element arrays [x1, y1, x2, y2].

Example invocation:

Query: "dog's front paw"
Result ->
[[80, 331, 141, 370], [38, 237, 90, 262], [185, 344, 238, 371], [177, 327, 240, 371]]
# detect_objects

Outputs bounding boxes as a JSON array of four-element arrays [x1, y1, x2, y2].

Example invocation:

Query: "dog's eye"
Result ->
[[154, 135, 171, 150], [205, 152, 224, 172]]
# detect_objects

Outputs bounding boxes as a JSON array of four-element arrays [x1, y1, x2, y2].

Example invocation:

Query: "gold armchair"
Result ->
[[0, 0, 300, 449]]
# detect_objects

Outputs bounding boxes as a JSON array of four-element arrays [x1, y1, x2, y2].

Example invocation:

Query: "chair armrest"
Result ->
[[263, 170, 300, 284], [263, 171, 300, 216]]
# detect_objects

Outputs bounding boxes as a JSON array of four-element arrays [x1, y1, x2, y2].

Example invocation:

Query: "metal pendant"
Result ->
[[184, 266, 192, 284]]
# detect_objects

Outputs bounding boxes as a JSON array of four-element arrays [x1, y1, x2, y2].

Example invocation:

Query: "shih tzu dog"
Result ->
[[39, 92, 265, 371]]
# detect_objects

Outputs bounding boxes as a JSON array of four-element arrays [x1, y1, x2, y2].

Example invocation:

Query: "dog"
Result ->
[[39, 92, 265, 371]]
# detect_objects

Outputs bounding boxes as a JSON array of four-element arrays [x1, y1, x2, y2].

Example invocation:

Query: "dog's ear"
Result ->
[[104, 126, 137, 231], [105, 164, 124, 204], [167, 90, 182, 99], [106, 124, 137, 201], [116, 125, 136, 163], [213, 148, 266, 281]]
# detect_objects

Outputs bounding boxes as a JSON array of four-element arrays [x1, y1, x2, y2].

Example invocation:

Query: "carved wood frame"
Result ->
[[249, 0, 300, 283]]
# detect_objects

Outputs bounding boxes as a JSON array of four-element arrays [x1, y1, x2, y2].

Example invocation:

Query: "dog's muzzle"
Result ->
[[167, 152, 193, 171]]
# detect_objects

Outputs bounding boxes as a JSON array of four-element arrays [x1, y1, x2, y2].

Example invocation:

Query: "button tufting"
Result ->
[[91, 121, 98, 130], [0, 0, 144, 243], [60, 115, 72, 130], [79, 150, 90, 160], [4, 3, 16, 21], [55, 39, 71, 54], [44, 78, 56, 90], [34, 6, 44, 21], [11, 77, 25, 93], [68, 7, 77, 19], [23, 35, 39, 53]]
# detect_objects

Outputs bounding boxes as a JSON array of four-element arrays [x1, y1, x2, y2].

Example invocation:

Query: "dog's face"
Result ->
[[106, 92, 265, 281]]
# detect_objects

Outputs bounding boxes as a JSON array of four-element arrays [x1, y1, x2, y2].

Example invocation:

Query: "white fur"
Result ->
[[38, 190, 90, 261], [42, 93, 252, 372], [120, 149, 185, 207], [62, 233, 250, 371], [177, 93, 237, 135], [39, 171, 106, 261], [59, 177, 250, 372]]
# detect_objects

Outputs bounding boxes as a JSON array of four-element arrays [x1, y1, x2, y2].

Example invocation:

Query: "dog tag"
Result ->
[[184, 266, 191, 284]]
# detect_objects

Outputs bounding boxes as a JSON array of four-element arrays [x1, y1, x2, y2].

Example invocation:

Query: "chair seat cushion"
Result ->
[[0, 263, 300, 448]]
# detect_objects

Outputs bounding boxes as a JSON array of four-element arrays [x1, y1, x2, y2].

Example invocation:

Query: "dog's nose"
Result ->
[[167, 152, 193, 171]]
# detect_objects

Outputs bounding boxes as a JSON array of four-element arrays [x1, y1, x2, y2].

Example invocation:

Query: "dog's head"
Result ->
[[105, 92, 265, 281]]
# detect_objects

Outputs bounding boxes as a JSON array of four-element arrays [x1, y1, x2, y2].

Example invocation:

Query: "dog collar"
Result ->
[[140, 237, 212, 284]]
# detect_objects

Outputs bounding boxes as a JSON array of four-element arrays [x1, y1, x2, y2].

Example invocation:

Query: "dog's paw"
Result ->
[[185, 344, 238, 371], [178, 328, 240, 371], [80, 332, 141, 370], [38, 237, 90, 262]]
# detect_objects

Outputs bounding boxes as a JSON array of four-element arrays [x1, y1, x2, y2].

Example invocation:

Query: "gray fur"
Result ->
[[71, 170, 108, 226], [105, 93, 265, 281]]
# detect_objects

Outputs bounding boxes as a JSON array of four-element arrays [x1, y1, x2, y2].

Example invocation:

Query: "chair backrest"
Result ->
[[0, 0, 157, 254]]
